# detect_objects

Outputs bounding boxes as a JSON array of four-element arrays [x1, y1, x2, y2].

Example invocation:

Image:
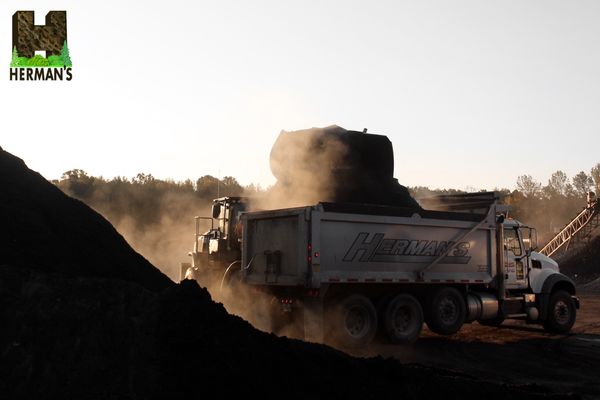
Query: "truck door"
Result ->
[[503, 227, 528, 289]]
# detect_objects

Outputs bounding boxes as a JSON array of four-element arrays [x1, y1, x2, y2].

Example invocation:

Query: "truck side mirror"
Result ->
[[212, 203, 221, 219], [529, 228, 538, 251]]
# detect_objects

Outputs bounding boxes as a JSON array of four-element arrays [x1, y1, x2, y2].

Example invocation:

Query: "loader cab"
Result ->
[[199, 197, 247, 258], [211, 196, 247, 249], [503, 219, 537, 290]]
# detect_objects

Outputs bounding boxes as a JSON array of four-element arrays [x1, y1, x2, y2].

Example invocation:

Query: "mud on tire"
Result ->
[[327, 294, 377, 348]]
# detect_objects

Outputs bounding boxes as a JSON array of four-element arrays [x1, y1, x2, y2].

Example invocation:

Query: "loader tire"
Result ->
[[542, 290, 576, 333], [384, 294, 423, 344], [328, 294, 377, 348], [426, 287, 466, 335]]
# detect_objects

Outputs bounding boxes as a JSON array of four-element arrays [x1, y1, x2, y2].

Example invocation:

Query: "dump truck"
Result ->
[[181, 126, 579, 346], [239, 192, 579, 346]]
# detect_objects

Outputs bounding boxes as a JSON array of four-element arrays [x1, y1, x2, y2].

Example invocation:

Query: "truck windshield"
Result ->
[[504, 228, 522, 256]]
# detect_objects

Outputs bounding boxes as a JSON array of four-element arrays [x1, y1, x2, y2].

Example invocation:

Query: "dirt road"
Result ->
[[350, 294, 600, 399]]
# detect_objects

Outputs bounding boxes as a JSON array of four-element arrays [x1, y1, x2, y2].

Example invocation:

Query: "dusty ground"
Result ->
[[347, 294, 600, 399]]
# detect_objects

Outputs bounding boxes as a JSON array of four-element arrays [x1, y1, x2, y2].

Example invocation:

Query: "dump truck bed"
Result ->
[[242, 203, 498, 287]]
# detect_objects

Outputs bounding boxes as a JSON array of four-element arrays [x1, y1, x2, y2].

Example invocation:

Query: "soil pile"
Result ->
[[579, 277, 600, 294], [268, 126, 420, 209], [0, 147, 575, 399], [0, 148, 171, 292], [558, 235, 600, 285]]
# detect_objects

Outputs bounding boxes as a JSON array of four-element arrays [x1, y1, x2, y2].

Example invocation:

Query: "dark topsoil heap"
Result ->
[[270, 126, 421, 208], [559, 235, 600, 292], [0, 147, 574, 399]]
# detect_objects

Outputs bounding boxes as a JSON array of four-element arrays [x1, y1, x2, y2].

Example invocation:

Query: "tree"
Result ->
[[60, 169, 94, 198], [220, 176, 243, 196], [132, 173, 155, 185], [61, 40, 72, 67], [196, 175, 220, 199], [61, 169, 89, 181], [591, 163, 600, 195], [544, 170, 569, 198], [11, 47, 19, 67], [516, 175, 541, 198], [572, 171, 593, 198]]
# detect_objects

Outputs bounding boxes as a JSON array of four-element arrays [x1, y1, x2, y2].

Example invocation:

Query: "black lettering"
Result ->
[[421, 241, 438, 256], [26, 68, 33, 80], [375, 239, 397, 256], [19, 68, 24, 80], [66, 68, 72, 81], [54, 68, 63, 80], [435, 241, 455, 256], [453, 242, 470, 257], [34, 68, 45, 80], [405, 240, 428, 255], [343, 233, 384, 262], [391, 239, 410, 255], [9, 68, 18, 80]]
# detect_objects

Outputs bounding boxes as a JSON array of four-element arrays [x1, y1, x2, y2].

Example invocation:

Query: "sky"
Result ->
[[2, 1, 600, 191]]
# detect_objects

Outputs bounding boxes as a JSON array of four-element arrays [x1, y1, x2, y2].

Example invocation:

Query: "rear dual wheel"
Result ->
[[383, 294, 423, 344], [328, 294, 378, 348]]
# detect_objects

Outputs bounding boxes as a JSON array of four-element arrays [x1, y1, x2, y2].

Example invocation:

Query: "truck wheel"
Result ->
[[329, 294, 377, 348], [384, 294, 423, 344], [426, 287, 466, 335], [542, 290, 576, 333]]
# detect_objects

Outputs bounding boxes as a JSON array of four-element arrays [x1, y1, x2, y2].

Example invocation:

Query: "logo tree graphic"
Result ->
[[61, 41, 72, 67], [10, 46, 18, 67]]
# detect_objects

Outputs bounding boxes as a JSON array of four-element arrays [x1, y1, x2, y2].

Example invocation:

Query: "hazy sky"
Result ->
[[2, 1, 600, 191]]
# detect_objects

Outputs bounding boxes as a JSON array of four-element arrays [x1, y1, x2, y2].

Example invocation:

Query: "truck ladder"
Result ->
[[539, 200, 600, 258]]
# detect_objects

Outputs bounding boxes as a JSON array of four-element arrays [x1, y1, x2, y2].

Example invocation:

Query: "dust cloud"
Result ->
[[251, 126, 351, 210]]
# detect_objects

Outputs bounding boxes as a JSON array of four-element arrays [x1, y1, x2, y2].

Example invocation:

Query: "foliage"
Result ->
[[48, 55, 64, 67], [10, 43, 72, 68], [26, 55, 50, 67], [572, 171, 593, 197], [53, 161, 600, 251], [591, 163, 600, 195], [10, 47, 19, 67], [516, 175, 541, 198], [61, 40, 72, 67]]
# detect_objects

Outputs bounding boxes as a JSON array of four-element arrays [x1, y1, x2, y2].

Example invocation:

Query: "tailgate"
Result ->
[[242, 208, 309, 286]]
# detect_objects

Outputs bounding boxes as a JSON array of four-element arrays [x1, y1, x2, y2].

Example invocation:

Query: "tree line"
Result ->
[[53, 163, 600, 246]]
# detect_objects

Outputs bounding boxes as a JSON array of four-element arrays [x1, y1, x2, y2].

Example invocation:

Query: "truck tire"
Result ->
[[542, 290, 576, 333], [328, 294, 377, 348], [426, 287, 466, 335], [384, 294, 423, 344]]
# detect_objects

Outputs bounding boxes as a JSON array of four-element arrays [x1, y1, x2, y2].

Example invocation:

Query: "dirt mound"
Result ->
[[0, 147, 575, 399], [0, 148, 171, 292], [558, 235, 600, 285], [579, 277, 600, 294], [267, 126, 420, 209]]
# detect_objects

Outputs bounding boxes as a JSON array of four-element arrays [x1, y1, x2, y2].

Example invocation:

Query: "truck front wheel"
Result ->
[[328, 294, 377, 348], [426, 287, 466, 335], [384, 294, 423, 344], [543, 290, 576, 333]]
